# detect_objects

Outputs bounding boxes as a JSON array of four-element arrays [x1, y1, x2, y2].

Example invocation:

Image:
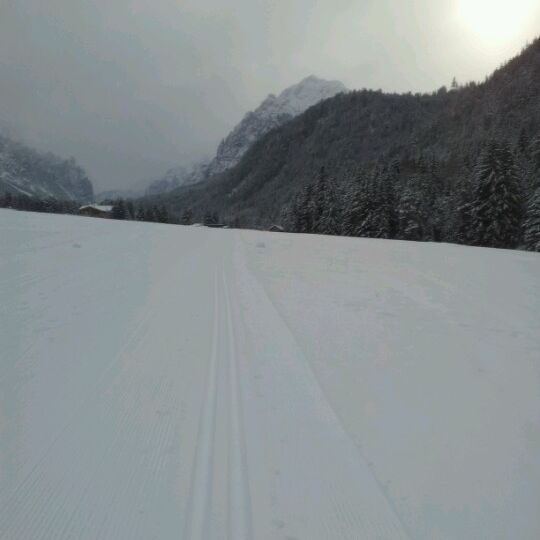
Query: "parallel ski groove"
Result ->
[[222, 267, 253, 540], [182, 270, 220, 540], [231, 237, 413, 539]]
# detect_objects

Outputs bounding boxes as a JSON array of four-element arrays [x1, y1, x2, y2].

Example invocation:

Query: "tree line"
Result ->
[[283, 136, 540, 252], [110, 199, 221, 227], [2, 137, 539, 253], [0, 192, 80, 214], [0, 192, 225, 229], [108, 199, 170, 223], [164, 38, 540, 238]]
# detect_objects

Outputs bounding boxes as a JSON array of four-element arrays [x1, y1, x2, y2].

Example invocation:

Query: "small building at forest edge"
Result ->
[[79, 205, 113, 218]]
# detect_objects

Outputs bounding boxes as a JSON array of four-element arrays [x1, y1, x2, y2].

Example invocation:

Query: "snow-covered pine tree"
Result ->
[[517, 128, 530, 157], [397, 177, 426, 241], [112, 199, 126, 220], [204, 212, 218, 226], [452, 175, 474, 244], [278, 204, 290, 231], [156, 205, 169, 223], [299, 184, 316, 233], [136, 207, 146, 221], [531, 135, 540, 174], [342, 168, 392, 239], [289, 185, 313, 233], [125, 201, 135, 220], [342, 172, 369, 237], [312, 167, 329, 234], [2, 192, 13, 208], [307, 166, 342, 235], [181, 208, 193, 225], [366, 168, 395, 239], [319, 178, 341, 235], [469, 141, 523, 249], [357, 177, 383, 238], [379, 167, 398, 238], [524, 187, 540, 251], [288, 194, 302, 232]]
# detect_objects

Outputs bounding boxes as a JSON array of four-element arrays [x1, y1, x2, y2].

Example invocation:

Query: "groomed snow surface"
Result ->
[[1, 209, 539, 540]]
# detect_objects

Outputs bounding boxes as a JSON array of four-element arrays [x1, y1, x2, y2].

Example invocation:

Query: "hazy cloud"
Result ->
[[1, 0, 539, 191]]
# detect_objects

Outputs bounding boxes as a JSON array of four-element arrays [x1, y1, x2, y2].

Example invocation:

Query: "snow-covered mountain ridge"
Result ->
[[206, 75, 347, 178], [0, 134, 93, 201], [145, 160, 210, 196], [146, 76, 346, 195]]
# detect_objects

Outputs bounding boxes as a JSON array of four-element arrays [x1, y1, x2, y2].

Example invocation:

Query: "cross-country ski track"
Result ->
[[1, 209, 539, 539]]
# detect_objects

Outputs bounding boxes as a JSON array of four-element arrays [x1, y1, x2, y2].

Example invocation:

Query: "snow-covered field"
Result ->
[[1, 209, 539, 540]]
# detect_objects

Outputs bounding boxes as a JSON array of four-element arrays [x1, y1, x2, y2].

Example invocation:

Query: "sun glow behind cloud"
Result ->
[[455, 0, 538, 48]]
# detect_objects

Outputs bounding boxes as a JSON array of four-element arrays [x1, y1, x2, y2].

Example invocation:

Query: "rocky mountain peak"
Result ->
[[146, 76, 347, 195]]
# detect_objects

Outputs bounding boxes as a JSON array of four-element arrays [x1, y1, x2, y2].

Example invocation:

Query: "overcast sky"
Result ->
[[1, 0, 539, 192]]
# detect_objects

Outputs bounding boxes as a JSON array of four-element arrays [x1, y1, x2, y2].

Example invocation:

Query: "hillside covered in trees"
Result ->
[[158, 38, 540, 251], [0, 134, 93, 201]]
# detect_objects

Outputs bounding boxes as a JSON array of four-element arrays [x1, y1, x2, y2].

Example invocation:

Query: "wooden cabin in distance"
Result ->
[[79, 205, 113, 218], [205, 222, 227, 228]]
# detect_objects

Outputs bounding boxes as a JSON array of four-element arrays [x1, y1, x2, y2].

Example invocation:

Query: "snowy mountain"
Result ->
[[95, 188, 143, 203], [0, 134, 93, 201], [168, 38, 540, 237], [145, 76, 346, 195], [145, 160, 210, 196], [205, 75, 347, 178]]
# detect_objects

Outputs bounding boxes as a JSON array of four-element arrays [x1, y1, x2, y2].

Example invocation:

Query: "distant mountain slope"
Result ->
[[205, 75, 347, 178], [145, 160, 210, 195], [145, 76, 346, 195], [95, 189, 142, 203], [0, 135, 93, 201], [164, 38, 540, 228]]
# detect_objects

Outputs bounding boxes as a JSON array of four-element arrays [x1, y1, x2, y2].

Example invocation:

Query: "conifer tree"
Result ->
[[450, 176, 470, 244], [181, 208, 193, 225], [155, 205, 169, 223], [362, 169, 396, 239], [378, 168, 398, 238], [145, 207, 156, 222], [319, 180, 341, 235], [126, 201, 135, 220], [517, 128, 530, 156], [356, 176, 382, 238], [112, 199, 127, 220], [397, 178, 426, 241], [312, 167, 329, 233], [531, 135, 540, 173], [4, 192, 13, 208], [469, 141, 523, 248], [135, 207, 146, 221], [287, 194, 301, 232], [343, 173, 369, 237], [524, 187, 540, 251], [297, 184, 315, 233]]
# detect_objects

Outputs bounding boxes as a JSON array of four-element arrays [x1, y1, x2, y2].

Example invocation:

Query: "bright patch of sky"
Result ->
[[1, 0, 538, 190]]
